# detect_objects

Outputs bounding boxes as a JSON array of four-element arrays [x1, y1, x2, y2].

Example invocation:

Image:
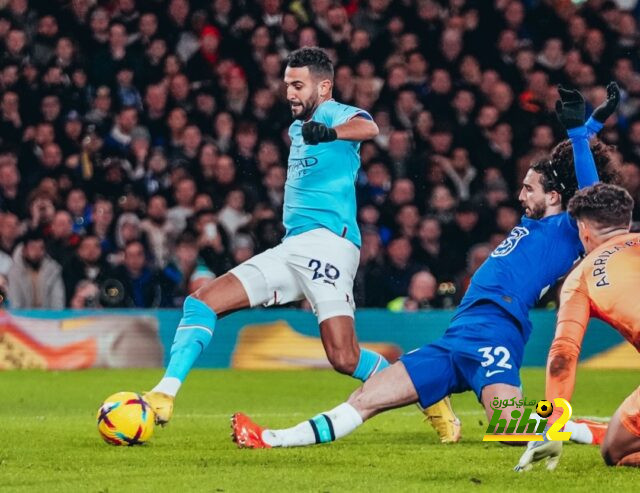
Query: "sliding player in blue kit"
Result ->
[[143, 47, 394, 425], [231, 84, 621, 449]]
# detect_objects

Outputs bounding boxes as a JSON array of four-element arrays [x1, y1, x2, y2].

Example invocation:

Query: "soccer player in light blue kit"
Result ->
[[144, 47, 390, 424], [230, 84, 621, 450]]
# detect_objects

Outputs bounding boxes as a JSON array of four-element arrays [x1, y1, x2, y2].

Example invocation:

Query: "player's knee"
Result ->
[[327, 349, 358, 375], [191, 283, 213, 303]]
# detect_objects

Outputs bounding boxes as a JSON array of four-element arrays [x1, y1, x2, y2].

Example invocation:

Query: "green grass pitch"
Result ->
[[2, 368, 640, 492]]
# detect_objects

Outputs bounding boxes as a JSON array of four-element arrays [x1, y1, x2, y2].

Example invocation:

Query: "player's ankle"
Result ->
[[151, 377, 181, 397]]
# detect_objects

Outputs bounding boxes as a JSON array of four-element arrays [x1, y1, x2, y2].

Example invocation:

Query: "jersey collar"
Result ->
[[305, 98, 334, 122]]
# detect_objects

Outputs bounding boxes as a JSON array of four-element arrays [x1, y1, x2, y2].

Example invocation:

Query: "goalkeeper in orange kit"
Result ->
[[516, 183, 640, 471]]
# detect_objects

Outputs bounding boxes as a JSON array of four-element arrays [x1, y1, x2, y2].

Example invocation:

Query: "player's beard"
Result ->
[[291, 94, 319, 121], [525, 200, 547, 219]]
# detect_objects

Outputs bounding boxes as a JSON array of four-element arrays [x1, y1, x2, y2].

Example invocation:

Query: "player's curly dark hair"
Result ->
[[286, 47, 334, 80], [568, 183, 633, 228], [533, 139, 620, 208]]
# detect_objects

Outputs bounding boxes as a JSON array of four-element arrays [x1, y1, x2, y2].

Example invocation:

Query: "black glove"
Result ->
[[301, 121, 337, 145], [555, 85, 585, 130], [591, 81, 620, 124]]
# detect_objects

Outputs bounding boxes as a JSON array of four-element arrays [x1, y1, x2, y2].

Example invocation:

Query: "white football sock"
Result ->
[[151, 377, 182, 397], [565, 420, 593, 444], [262, 421, 315, 447], [262, 403, 364, 447]]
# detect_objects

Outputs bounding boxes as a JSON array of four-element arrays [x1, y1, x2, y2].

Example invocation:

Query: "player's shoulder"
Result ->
[[534, 212, 579, 241], [318, 100, 351, 112], [316, 100, 368, 119], [541, 211, 576, 228], [585, 233, 640, 261]]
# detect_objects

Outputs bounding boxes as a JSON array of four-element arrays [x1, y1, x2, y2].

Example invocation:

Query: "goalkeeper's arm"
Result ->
[[569, 82, 620, 189]]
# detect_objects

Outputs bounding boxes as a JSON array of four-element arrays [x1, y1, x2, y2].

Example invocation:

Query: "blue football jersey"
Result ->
[[283, 100, 372, 248], [454, 212, 584, 341]]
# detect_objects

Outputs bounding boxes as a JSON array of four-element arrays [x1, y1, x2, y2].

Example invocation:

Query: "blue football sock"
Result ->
[[352, 348, 389, 381], [164, 296, 217, 382]]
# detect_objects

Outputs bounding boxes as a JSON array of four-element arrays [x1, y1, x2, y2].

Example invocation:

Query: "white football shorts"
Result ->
[[229, 228, 359, 323]]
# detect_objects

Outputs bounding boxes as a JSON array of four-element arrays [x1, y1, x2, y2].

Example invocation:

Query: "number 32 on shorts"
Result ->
[[308, 259, 340, 281], [478, 346, 512, 378]]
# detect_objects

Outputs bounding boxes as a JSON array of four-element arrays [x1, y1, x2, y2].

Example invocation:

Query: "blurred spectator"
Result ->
[[26, 190, 56, 232], [455, 243, 492, 303], [412, 216, 456, 282], [70, 280, 101, 309], [168, 232, 215, 297], [353, 226, 386, 307], [380, 236, 423, 304], [47, 210, 81, 266], [387, 270, 439, 311], [218, 188, 251, 239], [0, 212, 21, 254], [168, 176, 196, 233], [8, 230, 65, 308], [89, 197, 117, 255], [66, 188, 91, 234], [0, 156, 23, 217], [63, 234, 113, 307], [192, 208, 231, 274], [230, 233, 255, 267], [260, 165, 285, 212], [141, 194, 180, 267], [109, 239, 177, 308]]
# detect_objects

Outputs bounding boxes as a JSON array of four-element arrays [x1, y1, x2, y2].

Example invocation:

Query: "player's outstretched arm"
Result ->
[[546, 272, 590, 420], [333, 116, 379, 142], [555, 86, 599, 188], [301, 117, 378, 145]]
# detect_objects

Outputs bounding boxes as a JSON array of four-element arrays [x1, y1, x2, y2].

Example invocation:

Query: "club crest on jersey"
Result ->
[[491, 226, 530, 257]]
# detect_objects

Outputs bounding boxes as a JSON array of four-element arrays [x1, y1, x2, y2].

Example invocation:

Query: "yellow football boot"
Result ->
[[143, 391, 175, 425], [422, 396, 461, 443]]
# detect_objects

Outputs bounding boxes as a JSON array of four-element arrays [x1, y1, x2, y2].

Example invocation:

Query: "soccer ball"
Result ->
[[97, 392, 154, 446], [536, 399, 554, 418]]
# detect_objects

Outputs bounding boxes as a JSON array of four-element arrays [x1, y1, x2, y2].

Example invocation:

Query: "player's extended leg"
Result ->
[[601, 386, 640, 466], [146, 244, 304, 424], [232, 361, 419, 448], [145, 273, 251, 423], [319, 315, 389, 380], [286, 229, 389, 382]]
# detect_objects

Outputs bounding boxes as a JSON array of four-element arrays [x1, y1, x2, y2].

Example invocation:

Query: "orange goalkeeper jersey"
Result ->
[[547, 233, 640, 410]]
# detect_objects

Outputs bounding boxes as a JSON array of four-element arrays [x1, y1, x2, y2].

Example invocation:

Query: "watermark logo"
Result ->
[[482, 397, 572, 442]]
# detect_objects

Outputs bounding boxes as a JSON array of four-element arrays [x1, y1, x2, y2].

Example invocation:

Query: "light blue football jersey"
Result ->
[[284, 100, 372, 248]]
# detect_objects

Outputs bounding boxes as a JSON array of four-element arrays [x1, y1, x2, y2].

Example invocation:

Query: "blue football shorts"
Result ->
[[400, 302, 525, 408]]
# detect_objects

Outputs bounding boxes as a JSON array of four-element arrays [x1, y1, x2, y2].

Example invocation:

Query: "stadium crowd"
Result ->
[[0, 0, 639, 310]]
